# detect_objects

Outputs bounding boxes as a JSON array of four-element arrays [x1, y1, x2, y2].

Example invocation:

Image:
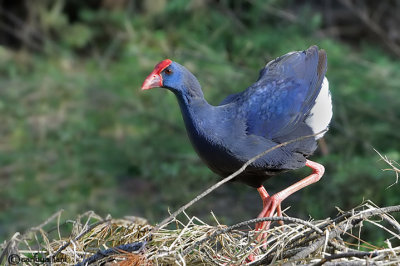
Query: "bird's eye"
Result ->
[[164, 68, 172, 75]]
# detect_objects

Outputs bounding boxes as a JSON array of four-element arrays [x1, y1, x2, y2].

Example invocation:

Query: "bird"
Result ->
[[141, 45, 332, 234]]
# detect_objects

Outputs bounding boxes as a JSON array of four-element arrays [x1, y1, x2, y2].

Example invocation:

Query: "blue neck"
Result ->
[[174, 85, 209, 134]]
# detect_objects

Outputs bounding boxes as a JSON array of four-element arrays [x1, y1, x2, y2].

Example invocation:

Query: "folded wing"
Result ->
[[221, 46, 327, 140]]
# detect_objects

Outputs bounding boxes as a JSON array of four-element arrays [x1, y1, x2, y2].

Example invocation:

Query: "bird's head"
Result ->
[[141, 59, 203, 99]]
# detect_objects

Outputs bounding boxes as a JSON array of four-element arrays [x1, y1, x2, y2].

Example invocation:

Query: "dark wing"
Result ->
[[230, 46, 327, 140]]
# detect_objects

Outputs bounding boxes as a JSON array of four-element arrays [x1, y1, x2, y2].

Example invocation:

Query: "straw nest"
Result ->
[[1, 149, 399, 265], [1, 200, 400, 265]]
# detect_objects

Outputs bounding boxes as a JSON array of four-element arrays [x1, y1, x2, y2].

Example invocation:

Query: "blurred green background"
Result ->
[[0, 0, 399, 243]]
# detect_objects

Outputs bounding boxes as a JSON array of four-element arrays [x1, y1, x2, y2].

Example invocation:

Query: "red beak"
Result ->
[[141, 73, 162, 90], [141, 59, 172, 91]]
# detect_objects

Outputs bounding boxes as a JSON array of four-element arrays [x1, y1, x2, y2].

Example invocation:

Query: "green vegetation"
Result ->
[[0, 0, 399, 243]]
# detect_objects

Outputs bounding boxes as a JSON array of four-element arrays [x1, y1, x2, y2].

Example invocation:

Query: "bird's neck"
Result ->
[[173, 85, 214, 138], [176, 75, 204, 103], [175, 85, 208, 122]]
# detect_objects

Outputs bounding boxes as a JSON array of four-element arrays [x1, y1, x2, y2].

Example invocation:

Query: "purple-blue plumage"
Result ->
[[141, 46, 331, 188]]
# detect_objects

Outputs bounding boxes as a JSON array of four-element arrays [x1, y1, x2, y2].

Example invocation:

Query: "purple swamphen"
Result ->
[[141, 45, 332, 234]]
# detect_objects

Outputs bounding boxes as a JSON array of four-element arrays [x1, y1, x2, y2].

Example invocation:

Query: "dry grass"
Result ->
[[1, 200, 400, 265], [1, 149, 399, 265]]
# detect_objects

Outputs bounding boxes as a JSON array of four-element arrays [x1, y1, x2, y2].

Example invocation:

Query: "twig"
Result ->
[[225, 216, 323, 234], [312, 251, 379, 266], [381, 215, 400, 235], [335, 205, 400, 224], [154, 130, 327, 231], [254, 247, 308, 266], [374, 148, 400, 189]]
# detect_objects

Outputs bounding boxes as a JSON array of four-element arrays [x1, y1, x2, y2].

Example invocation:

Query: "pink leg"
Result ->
[[256, 160, 325, 238], [255, 185, 285, 230], [255, 185, 270, 231]]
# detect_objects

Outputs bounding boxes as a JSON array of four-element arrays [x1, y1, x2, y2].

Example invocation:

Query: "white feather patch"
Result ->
[[305, 77, 332, 139]]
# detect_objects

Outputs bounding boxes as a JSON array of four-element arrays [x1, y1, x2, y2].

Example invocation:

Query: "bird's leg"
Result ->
[[254, 186, 275, 248], [255, 185, 270, 231], [255, 186, 285, 232], [256, 160, 325, 240]]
